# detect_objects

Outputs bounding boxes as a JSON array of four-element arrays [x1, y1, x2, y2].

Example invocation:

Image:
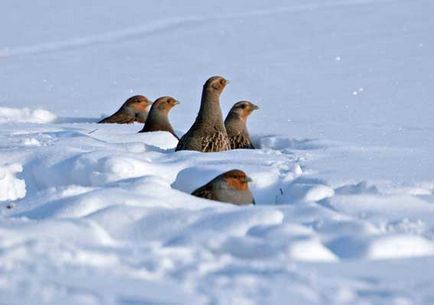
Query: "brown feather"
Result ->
[[176, 76, 230, 152], [99, 95, 151, 124], [201, 131, 231, 152], [224, 101, 258, 149], [191, 169, 255, 205], [191, 184, 216, 200], [99, 111, 135, 124], [229, 134, 255, 150], [139, 96, 179, 139]]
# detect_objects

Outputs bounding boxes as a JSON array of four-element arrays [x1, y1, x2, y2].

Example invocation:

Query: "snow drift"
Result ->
[[0, 106, 56, 123]]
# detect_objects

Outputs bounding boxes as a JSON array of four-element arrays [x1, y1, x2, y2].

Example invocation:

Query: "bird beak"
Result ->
[[175, 100, 181, 105], [245, 176, 253, 183], [252, 104, 259, 110]]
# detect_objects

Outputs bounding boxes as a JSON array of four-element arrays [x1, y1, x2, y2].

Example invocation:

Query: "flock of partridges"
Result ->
[[99, 76, 258, 205]]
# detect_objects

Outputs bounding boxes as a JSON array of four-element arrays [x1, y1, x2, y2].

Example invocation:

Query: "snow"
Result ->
[[0, 164, 26, 201], [0, 106, 56, 123], [327, 234, 434, 260], [1, 0, 434, 304]]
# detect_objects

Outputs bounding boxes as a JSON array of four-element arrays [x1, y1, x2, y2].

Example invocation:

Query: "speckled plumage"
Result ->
[[228, 134, 254, 150], [225, 101, 259, 149], [99, 95, 152, 124], [192, 169, 255, 205], [176, 76, 230, 152], [139, 96, 179, 139]]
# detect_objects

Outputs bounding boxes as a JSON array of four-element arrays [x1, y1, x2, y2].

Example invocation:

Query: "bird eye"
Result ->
[[241, 104, 246, 109]]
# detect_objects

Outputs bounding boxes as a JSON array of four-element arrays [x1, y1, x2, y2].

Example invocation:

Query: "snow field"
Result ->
[[1, 117, 434, 304]]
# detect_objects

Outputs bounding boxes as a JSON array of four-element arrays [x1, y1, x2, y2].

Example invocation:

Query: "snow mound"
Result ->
[[327, 234, 434, 260], [0, 106, 56, 123], [0, 218, 115, 246], [258, 136, 325, 151], [138, 131, 179, 150], [0, 163, 26, 201], [248, 224, 338, 262], [285, 236, 338, 262], [277, 177, 335, 204]]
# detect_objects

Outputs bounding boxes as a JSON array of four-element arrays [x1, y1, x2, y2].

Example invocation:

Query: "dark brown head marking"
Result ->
[[204, 76, 228, 93]]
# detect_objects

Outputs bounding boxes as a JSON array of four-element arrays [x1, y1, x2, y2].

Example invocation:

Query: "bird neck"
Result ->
[[145, 108, 172, 131], [226, 111, 247, 123], [196, 91, 225, 129], [225, 112, 247, 134], [120, 105, 135, 116]]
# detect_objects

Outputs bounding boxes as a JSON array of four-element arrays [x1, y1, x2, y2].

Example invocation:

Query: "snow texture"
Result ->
[[0, 106, 56, 123], [1, 0, 434, 304], [0, 163, 26, 201]]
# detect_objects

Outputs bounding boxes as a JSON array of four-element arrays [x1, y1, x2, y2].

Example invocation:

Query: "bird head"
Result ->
[[230, 101, 259, 120], [153, 96, 180, 114], [125, 95, 152, 112], [204, 76, 228, 95], [221, 169, 252, 191]]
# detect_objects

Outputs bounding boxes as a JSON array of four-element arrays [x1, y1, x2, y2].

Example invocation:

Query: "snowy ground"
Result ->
[[1, 0, 434, 304]]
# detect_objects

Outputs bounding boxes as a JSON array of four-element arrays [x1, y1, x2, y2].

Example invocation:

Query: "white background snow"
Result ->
[[1, 0, 434, 304]]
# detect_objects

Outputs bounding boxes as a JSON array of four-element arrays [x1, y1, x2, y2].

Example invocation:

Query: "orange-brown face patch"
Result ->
[[132, 101, 150, 112], [153, 96, 178, 114], [126, 95, 151, 112], [240, 106, 254, 118], [225, 177, 249, 191], [231, 101, 258, 120], [222, 170, 250, 191], [167, 97, 178, 107]]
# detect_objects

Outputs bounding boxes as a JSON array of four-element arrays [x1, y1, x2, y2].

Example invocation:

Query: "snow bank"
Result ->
[[0, 163, 26, 201], [248, 224, 338, 262], [0, 106, 56, 123], [328, 234, 434, 260], [277, 177, 335, 204]]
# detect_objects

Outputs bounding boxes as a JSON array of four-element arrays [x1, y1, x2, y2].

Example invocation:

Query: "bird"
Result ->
[[98, 95, 152, 124], [139, 96, 180, 139], [225, 101, 259, 149], [175, 76, 230, 152], [191, 169, 255, 205]]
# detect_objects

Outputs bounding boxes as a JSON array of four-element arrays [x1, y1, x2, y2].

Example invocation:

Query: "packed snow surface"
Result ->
[[1, 0, 434, 304]]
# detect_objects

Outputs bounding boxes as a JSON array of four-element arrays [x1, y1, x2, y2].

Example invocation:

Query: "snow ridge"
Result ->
[[0, 106, 56, 123]]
